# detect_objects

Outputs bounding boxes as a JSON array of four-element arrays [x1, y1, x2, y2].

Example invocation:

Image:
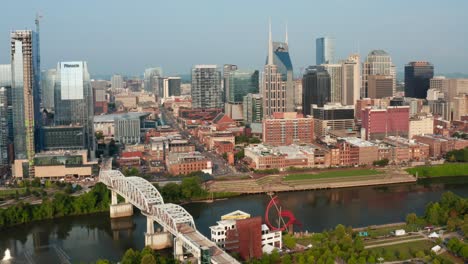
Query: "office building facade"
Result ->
[[163, 77, 181, 98], [361, 106, 410, 140], [362, 50, 396, 98], [341, 54, 361, 106], [191, 65, 222, 109], [111, 74, 124, 90], [41, 69, 56, 111], [302, 66, 331, 115], [404, 61, 434, 99], [316, 37, 335, 65], [368, 75, 393, 99], [54, 61, 94, 156], [0, 88, 8, 165], [322, 64, 342, 103], [144, 67, 163, 95], [225, 69, 259, 121], [262, 112, 314, 146], [312, 103, 354, 138], [263, 23, 295, 116], [243, 93, 263, 124], [11, 30, 41, 168]]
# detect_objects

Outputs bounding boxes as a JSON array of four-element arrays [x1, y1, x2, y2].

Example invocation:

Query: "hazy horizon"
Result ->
[[1, 0, 467, 76]]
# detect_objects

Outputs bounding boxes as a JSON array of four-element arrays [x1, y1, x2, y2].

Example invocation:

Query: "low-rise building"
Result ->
[[409, 114, 434, 139], [337, 137, 378, 166], [381, 136, 430, 162], [210, 210, 281, 261], [13, 150, 97, 179], [244, 144, 326, 170], [413, 134, 468, 158], [167, 152, 212, 175], [312, 103, 354, 139]]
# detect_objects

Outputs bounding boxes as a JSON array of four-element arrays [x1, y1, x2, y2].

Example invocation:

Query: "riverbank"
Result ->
[[207, 169, 417, 194], [406, 163, 468, 178]]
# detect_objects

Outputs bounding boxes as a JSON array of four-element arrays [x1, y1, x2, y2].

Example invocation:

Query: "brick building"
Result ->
[[262, 112, 314, 146], [337, 137, 378, 166], [413, 134, 468, 158], [167, 152, 212, 175], [361, 106, 410, 140]]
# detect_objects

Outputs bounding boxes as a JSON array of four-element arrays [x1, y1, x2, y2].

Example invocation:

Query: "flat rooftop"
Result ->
[[94, 112, 150, 122]]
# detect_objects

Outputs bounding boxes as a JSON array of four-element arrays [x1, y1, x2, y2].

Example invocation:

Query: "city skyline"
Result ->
[[0, 0, 467, 76]]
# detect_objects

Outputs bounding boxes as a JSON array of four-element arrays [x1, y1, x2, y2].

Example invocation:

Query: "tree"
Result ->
[[459, 245, 468, 259], [121, 248, 140, 264], [283, 234, 296, 249], [406, 213, 418, 225], [141, 254, 157, 264], [282, 254, 292, 264], [181, 177, 206, 199], [270, 249, 280, 263]]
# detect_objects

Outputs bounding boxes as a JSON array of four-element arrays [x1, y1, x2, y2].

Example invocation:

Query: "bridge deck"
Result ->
[[179, 224, 238, 264]]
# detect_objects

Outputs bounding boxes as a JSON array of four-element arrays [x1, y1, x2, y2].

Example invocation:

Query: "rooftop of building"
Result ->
[[246, 144, 317, 158], [94, 112, 150, 123], [167, 151, 208, 164], [368, 49, 389, 56], [35, 149, 88, 157], [312, 103, 355, 110], [340, 137, 375, 147], [221, 210, 251, 220]]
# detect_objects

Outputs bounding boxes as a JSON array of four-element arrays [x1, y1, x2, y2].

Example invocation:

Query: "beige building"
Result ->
[[452, 94, 468, 121], [322, 64, 343, 103], [115, 94, 138, 109], [409, 114, 434, 139], [14, 150, 97, 178], [367, 75, 393, 99], [341, 54, 361, 106]]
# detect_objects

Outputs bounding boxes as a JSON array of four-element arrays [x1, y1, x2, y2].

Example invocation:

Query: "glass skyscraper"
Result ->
[[404, 61, 434, 99], [144, 67, 163, 95], [227, 70, 259, 103], [0, 87, 8, 166], [11, 30, 41, 166], [362, 50, 396, 98], [41, 69, 56, 111], [316, 37, 335, 65], [54, 61, 95, 157], [302, 66, 331, 115]]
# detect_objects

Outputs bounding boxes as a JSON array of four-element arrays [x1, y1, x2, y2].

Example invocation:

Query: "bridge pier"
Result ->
[[145, 217, 173, 250], [110, 190, 133, 218], [173, 237, 185, 262]]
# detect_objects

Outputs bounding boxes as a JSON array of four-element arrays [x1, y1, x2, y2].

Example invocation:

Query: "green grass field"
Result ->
[[406, 163, 468, 177], [283, 169, 383, 181], [368, 240, 435, 262], [0, 188, 26, 198]]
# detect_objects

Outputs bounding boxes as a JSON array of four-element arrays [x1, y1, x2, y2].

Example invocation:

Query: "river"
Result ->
[[1, 177, 467, 263]]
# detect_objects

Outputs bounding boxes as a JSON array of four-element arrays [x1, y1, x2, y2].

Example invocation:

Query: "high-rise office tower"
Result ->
[[53, 61, 94, 156], [41, 69, 56, 111], [163, 77, 181, 98], [111, 74, 124, 90], [322, 64, 342, 103], [0, 87, 8, 166], [191, 65, 222, 109], [404, 61, 434, 99], [223, 64, 238, 103], [243, 93, 263, 124], [302, 66, 331, 115], [367, 75, 394, 99], [11, 30, 41, 172], [316, 37, 335, 65], [362, 50, 396, 98], [263, 21, 295, 117], [0, 65, 13, 145], [225, 69, 259, 121], [144, 67, 163, 95], [341, 54, 361, 106]]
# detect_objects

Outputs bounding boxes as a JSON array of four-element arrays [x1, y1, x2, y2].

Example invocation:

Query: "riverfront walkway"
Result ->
[[207, 170, 416, 194]]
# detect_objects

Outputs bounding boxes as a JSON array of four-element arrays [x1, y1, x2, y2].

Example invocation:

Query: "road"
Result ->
[[160, 107, 240, 177]]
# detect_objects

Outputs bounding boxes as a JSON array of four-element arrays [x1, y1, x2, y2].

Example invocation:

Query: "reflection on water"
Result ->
[[0, 176, 467, 263]]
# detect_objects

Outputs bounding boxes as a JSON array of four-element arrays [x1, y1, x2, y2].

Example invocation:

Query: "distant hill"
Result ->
[[397, 72, 468, 81]]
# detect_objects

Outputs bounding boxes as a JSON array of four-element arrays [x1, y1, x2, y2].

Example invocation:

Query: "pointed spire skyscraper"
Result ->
[[262, 20, 295, 118]]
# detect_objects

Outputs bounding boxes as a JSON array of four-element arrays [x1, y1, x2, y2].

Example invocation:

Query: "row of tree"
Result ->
[[155, 176, 207, 203], [408, 191, 468, 237], [96, 246, 176, 264], [445, 147, 468, 162], [0, 183, 110, 229], [446, 237, 468, 259]]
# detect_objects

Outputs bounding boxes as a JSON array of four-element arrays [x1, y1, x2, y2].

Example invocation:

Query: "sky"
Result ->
[[0, 0, 467, 77]]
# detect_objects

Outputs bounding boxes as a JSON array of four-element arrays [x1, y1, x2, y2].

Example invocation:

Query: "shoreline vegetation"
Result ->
[[406, 163, 468, 178], [98, 191, 467, 264]]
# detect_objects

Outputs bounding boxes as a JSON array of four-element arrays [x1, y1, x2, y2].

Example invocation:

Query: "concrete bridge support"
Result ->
[[173, 236, 185, 262], [110, 190, 133, 218], [144, 217, 173, 250]]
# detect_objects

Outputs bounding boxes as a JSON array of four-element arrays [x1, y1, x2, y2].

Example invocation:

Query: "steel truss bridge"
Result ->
[[99, 161, 239, 264]]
